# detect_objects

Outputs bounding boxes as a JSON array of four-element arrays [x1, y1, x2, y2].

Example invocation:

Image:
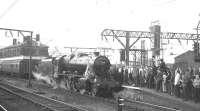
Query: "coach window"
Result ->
[[13, 48, 15, 57], [4, 49, 6, 57], [7, 49, 9, 57], [12, 48, 14, 57], [10, 48, 13, 57], [16, 48, 18, 56], [12, 48, 14, 56], [5, 49, 8, 57], [17, 47, 20, 56], [2, 50, 5, 58], [4, 49, 7, 58], [17, 48, 19, 56], [0, 51, 2, 58], [14, 48, 17, 56], [9, 48, 11, 57], [3, 49, 5, 58], [11, 48, 13, 57]]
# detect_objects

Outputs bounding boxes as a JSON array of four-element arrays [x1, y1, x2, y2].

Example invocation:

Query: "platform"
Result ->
[[123, 85, 200, 111]]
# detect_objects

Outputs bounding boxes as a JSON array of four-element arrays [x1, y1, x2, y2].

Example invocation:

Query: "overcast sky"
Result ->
[[0, 0, 200, 63]]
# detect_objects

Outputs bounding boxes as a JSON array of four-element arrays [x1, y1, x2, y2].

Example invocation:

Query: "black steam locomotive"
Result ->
[[36, 52, 123, 98]]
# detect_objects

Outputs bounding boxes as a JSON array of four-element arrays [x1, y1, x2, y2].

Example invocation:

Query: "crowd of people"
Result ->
[[171, 66, 200, 103], [116, 59, 200, 103]]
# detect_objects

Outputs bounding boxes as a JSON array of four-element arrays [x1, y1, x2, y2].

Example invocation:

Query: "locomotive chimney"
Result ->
[[94, 52, 100, 57], [13, 38, 17, 45]]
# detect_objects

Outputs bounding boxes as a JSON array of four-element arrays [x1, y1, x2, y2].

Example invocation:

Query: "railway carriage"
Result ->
[[0, 39, 49, 78]]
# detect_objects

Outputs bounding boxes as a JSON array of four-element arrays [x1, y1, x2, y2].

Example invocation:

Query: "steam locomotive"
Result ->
[[36, 52, 123, 98], [0, 35, 123, 98]]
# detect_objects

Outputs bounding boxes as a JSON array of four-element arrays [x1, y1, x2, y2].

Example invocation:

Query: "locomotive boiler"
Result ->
[[57, 53, 94, 75], [35, 52, 123, 98]]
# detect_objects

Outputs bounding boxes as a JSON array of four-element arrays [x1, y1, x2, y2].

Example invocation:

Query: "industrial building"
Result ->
[[174, 50, 200, 73]]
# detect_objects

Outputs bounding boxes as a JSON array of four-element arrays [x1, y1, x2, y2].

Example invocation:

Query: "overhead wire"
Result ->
[[0, 0, 20, 44], [0, 0, 20, 19]]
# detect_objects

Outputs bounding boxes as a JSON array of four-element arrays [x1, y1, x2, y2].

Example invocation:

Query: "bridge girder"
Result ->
[[101, 29, 199, 40], [101, 29, 200, 66]]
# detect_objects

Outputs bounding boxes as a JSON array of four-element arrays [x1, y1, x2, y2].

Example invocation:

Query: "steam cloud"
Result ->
[[32, 72, 61, 89]]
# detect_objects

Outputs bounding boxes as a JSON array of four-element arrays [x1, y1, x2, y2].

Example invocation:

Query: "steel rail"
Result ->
[[0, 82, 88, 111], [124, 98, 180, 111], [0, 75, 181, 111], [0, 84, 57, 111], [0, 105, 7, 111]]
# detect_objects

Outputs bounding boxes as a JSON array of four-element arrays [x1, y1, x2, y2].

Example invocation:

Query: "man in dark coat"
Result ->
[[159, 59, 166, 73], [182, 69, 191, 101], [155, 68, 163, 92], [151, 63, 157, 89]]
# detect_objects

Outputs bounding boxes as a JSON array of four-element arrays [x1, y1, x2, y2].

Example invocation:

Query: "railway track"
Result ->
[[50, 84, 180, 111], [0, 75, 183, 111], [120, 86, 181, 111], [0, 104, 7, 111], [0, 81, 88, 111], [122, 98, 180, 111], [0, 87, 49, 111]]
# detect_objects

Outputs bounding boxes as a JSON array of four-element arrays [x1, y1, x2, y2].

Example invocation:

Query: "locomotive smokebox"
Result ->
[[93, 56, 111, 78]]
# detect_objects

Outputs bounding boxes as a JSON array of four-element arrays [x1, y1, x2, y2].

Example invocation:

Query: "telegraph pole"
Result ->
[[27, 32, 33, 87]]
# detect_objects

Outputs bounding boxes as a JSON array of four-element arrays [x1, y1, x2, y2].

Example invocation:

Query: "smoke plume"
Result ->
[[32, 72, 58, 89]]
